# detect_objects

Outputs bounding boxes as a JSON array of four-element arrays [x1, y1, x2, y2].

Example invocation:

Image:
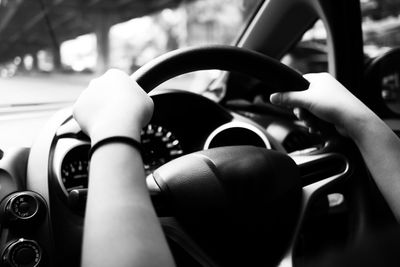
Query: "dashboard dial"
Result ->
[[141, 124, 183, 175], [61, 145, 89, 192], [60, 124, 183, 192]]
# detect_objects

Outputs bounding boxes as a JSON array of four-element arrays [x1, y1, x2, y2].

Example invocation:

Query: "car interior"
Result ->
[[1, 0, 400, 266]]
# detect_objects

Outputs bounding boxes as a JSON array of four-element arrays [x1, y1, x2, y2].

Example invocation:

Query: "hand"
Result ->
[[270, 73, 375, 138], [73, 69, 154, 143]]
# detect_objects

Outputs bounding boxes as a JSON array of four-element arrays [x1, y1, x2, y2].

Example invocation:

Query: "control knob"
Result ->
[[2, 192, 45, 225], [2, 238, 42, 267]]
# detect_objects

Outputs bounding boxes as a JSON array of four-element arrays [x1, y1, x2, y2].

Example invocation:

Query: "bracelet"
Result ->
[[89, 136, 143, 159]]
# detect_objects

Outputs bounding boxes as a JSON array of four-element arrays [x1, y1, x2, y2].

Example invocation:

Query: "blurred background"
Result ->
[[0, 0, 400, 146], [0, 0, 259, 80]]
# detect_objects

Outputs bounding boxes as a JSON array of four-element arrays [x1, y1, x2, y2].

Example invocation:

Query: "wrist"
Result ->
[[89, 136, 143, 159], [89, 122, 142, 144]]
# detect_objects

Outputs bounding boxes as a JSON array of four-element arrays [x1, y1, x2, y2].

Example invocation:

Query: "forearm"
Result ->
[[82, 144, 175, 267], [350, 114, 400, 221], [271, 73, 400, 220]]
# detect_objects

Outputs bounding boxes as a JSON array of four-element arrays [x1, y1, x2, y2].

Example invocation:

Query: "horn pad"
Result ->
[[152, 146, 302, 266]]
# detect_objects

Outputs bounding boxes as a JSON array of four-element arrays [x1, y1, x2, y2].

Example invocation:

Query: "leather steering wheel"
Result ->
[[126, 45, 350, 266]]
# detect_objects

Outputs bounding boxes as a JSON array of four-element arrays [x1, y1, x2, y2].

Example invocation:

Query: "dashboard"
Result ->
[[0, 87, 337, 267], [51, 90, 277, 205], [0, 87, 326, 267]]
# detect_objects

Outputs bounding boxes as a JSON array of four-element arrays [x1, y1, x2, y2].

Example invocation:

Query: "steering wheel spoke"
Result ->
[[278, 153, 350, 267]]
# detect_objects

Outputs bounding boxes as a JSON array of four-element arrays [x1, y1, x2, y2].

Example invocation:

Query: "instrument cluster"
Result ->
[[57, 123, 185, 193]]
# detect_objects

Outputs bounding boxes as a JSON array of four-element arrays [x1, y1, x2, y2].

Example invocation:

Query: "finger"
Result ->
[[103, 68, 127, 79], [293, 108, 317, 133], [270, 91, 310, 109], [303, 72, 331, 81], [297, 108, 337, 136], [295, 108, 315, 122], [292, 107, 301, 120], [303, 73, 320, 80], [293, 108, 318, 127]]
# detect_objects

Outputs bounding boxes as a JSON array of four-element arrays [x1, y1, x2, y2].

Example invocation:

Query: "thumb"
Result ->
[[270, 91, 309, 109]]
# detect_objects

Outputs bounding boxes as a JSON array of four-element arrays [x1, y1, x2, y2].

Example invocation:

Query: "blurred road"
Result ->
[[0, 73, 93, 147], [0, 73, 93, 107]]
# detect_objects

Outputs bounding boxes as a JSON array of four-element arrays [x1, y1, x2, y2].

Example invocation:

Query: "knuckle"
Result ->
[[88, 77, 100, 87], [105, 68, 126, 80], [279, 92, 289, 104], [105, 68, 119, 75], [320, 72, 332, 79], [146, 97, 154, 113]]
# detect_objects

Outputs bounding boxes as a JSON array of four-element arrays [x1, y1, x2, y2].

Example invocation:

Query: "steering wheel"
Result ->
[[131, 46, 352, 266], [24, 45, 355, 267]]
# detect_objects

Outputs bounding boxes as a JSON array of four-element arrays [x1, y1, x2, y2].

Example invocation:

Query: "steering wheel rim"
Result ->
[[132, 45, 309, 93]]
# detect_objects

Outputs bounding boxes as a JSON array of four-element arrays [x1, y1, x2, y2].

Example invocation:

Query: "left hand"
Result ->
[[73, 69, 154, 143]]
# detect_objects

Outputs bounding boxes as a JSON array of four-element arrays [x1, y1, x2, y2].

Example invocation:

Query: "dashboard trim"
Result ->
[[52, 138, 89, 196], [203, 120, 271, 150]]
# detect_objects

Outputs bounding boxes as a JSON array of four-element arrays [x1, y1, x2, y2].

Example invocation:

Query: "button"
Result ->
[[1, 192, 45, 226], [10, 195, 38, 219], [13, 246, 37, 265], [18, 201, 31, 214]]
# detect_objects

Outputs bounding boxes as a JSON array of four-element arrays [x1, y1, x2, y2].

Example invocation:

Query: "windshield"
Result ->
[[283, 0, 400, 74], [0, 0, 262, 107]]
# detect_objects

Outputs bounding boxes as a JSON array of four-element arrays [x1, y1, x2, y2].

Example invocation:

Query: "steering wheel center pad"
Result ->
[[152, 146, 301, 266], [132, 45, 309, 93]]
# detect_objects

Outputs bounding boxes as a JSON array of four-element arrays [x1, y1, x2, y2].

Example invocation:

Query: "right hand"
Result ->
[[73, 69, 154, 143], [270, 73, 375, 138]]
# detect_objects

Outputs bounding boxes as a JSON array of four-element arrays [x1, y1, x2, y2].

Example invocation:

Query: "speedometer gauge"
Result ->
[[59, 125, 183, 193], [61, 160, 89, 191], [141, 124, 183, 175], [60, 145, 90, 192]]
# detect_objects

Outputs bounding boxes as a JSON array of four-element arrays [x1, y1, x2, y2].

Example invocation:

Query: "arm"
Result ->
[[73, 69, 175, 267], [271, 72, 400, 221]]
